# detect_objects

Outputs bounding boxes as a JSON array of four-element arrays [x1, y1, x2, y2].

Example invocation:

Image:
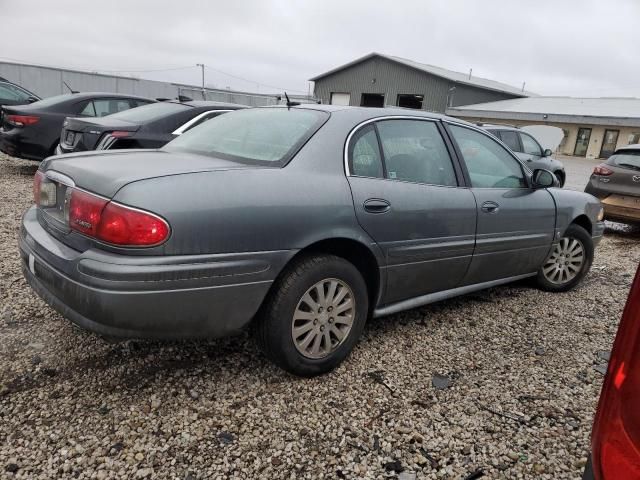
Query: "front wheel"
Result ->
[[255, 254, 369, 376], [536, 224, 593, 292]]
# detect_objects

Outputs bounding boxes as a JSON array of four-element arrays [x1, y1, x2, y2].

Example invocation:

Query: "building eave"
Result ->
[[310, 52, 529, 98], [446, 107, 640, 128]]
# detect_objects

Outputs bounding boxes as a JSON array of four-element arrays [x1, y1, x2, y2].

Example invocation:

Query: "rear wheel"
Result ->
[[255, 254, 368, 376], [536, 224, 593, 292]]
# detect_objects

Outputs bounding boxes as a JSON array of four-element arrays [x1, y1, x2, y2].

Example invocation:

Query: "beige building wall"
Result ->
[[455, 116, 640, 159]]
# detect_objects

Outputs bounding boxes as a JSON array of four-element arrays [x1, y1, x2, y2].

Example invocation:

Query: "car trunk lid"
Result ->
[[60, 116, 140, 152], [42, 149, 261, 198]]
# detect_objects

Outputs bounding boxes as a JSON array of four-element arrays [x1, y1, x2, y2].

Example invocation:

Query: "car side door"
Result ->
[[346, 118, 477, 305], [445, 123, 556, 285]]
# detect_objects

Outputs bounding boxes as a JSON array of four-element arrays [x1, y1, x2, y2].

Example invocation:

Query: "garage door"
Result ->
[[330, 93, 351, 106]]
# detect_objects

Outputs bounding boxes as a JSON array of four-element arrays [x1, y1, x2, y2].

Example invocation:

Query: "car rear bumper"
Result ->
[[20, 206, 295, 339], [601, 195, 640, 223], [0, 129, 44, 160]]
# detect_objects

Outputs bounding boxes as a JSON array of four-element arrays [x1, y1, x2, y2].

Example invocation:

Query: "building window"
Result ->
[[360, 93, 385, 108], [629, 133, 640, 145], [397, 94, 424, 110]]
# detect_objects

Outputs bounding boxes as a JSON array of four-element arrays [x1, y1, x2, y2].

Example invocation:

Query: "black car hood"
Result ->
[[42, 149, 262, 198]]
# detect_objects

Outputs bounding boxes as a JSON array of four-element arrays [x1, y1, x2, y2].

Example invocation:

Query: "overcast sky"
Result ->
[[1, 0, 638, 97]]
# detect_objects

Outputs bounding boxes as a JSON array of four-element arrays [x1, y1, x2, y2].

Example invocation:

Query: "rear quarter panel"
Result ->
[[110, 113, 377, 257]]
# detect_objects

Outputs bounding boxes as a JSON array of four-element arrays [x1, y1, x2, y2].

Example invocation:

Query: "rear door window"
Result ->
[[348, 124, 383, 178], [376, 119, 457, 186]]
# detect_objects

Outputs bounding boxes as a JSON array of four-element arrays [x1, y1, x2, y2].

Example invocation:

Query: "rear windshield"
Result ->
[[610, 151, 640, 171], [107, 101, 189, 122], [164, 108, 329, 165], [28, 94, 73, 108]]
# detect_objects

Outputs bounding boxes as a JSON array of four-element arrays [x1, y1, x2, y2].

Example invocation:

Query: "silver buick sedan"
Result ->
[[21, 105, 604, 376]]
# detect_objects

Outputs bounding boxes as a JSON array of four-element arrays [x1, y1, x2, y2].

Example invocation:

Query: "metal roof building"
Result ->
[[447, 97, 640, 159], [310, 52, 531, 112]]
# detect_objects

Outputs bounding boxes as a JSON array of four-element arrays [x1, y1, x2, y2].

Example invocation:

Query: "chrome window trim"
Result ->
[[172, 110, 232, 135], [343, 115, 461, 188], [45, 170, 75, 187]]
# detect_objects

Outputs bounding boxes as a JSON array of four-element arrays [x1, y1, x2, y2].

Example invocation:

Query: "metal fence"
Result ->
[[0, 61, 315, 107]]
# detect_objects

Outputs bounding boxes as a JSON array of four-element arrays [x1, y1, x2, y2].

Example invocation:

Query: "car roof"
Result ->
[[59, 92, 154, 101], [182, 100, 246, 109], [268, 104, 476, 126], [477, 123, 521, 131], [615, 143, 640, 153]]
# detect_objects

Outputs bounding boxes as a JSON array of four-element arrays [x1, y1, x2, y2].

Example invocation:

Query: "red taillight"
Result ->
[[7, 114, 40, 127], [593, 165, 614, 176], [69, 189, 108, 237], [33, 170, 44, 204], [591, 264, 640, 479], [97, 202, 169, 246], [68, 189, 169, 246], [109, 131, 132, 138]]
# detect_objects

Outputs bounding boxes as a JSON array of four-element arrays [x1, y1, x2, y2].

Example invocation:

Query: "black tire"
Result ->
[[554, 170, 565, 187], [255, 254, 369, 377], [536, 224, 593, 292]]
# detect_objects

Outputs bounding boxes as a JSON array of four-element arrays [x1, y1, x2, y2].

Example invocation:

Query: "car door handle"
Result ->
[[363, 198, 391, 214], [481, 201, 500, 213]]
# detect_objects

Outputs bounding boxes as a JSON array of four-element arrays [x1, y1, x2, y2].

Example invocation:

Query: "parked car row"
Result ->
[[1, 92, 154, 160], [56, 100, 244, 155]]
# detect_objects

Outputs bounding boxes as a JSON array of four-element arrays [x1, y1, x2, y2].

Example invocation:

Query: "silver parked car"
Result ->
[[585, 144, 640, 225], [21, 106, 604, 376], [482, 124, 567, 186]]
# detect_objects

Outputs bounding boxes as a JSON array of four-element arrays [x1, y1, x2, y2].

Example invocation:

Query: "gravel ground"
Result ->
[[1, 151, 639, 479]]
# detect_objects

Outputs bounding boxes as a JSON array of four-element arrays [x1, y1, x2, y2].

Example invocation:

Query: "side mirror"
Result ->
[[27, 96, 39, 104], [543, 148, 553, 157], [532, 169, 558, 189]]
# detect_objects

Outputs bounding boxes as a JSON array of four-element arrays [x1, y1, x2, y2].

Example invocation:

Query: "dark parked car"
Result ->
[[582, 263, 640, 479], [56, 100, 245, 155], [482, 124, 567, 186], [0, 80, 41, 107], [21, 106, 604, 376], [585, 144, 640, 225], [0, 92, 154, 160]]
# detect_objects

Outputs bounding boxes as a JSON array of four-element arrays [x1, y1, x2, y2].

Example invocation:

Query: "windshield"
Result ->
[[610, 152, 640, 171], [107, 101, 188, 122], [164, 108, 329, 165]]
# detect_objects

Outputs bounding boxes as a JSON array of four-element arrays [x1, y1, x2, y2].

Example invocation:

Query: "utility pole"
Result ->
[[196, 63, 205, 99]]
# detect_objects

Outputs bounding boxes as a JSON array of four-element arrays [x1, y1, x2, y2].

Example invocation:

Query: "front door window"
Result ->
[[600, 129, 620, 158], [574, 128, 592, 156]]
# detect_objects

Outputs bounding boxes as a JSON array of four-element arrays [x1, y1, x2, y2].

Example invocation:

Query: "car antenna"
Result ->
[[284, 92, 300, 109], [63, 81, 79, 94]]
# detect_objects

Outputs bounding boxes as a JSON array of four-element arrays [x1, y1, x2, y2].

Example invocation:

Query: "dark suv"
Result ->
[[482, 124, 566, 187]]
